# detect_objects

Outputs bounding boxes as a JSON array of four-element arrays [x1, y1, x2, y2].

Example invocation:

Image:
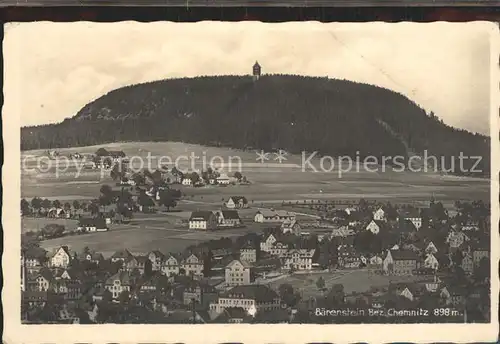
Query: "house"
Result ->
[[338, 244, 361, 268], [217, 173, 231, 185], [269, 242, 290, 257], [215, 210, 243, 228], [399, 209, 423, 230], [440, 286, 466, 306], [77, 217, 108, 232], [161, 253, 180, 277], [182, 178, 192, 186], [369, 255, 383, 266], [22, 248, 45, 273], [182, 281, 217, 306], [104, 271, 132, 300], [148, 250, 165, 271], [365, 220, 386, 235], [399, 285, 426, 302], [47, 207, 69, 219], [34, 268, 53, 292], [225, 196, 249, 209], [239, 243, 258, 263], [383, 250, 418, 275], [214, 307, 252, 323], [254, 210, 296, 223], [397, 219, 418, 237], [50, 246, 72, 268], [81, 251, 104, 265], [461, 253, 474, 274], [373, 207, 387, 221], [260, 233, 279, 252], [424, 241, 438, 255], [225, 259, 252, 286], [472, 246, 489, 266], [446, 231, 470, 249], [461, 220, 480, 232], [423, 253, 439, 270], [110, 249, 134, 263], [280, 249, 316, 271], [189, 211, 217, 230], [281, 219, 301, 235], [180, 252, 204, 278], [209, 285, 280, 315]]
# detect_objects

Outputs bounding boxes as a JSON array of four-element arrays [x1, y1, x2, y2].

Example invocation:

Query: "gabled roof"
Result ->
[[226, 259, 252, 269], [105, 271, 132, 286], [398, 219, 417, 233], [400, 208, 421, 218], [189, 211, 215, 221], [219, 210, 241, 220], [389, 250, 419, 261], [149, 250, 165, 259], [256, 210, 295, 218], [228, 196, 248, 203], [78, 217, 107, 228], [111, 249, 133, 259], [222, 285, 279, 303], [37, 267, 54, 282]]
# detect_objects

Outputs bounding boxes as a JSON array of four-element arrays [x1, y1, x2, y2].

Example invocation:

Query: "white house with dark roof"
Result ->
[[50, 246, 72, 269], [280, 249, 316, 271], [260, 233, 279, 252], [254, 210, 295, 223], [105, 271, 132, 300], [225, 259, 252, 286], [215, 210, 243, 227], [373, 207, 387, 222], [225, 196, 249, 209], [400, 209, 423, 230], [161, 253, 180, 277], [209, 285, 280, 315], [365, 220, 386, 235], [189, 211, 217, 230], [77, 217, 108, 232], [281, 219, 301, 235]]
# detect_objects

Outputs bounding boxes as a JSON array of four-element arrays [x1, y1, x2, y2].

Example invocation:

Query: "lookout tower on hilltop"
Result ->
[[253, 61, 261, 81]]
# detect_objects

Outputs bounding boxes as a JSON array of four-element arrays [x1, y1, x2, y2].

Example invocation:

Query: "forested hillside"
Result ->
[[21, 75, 490, 176]]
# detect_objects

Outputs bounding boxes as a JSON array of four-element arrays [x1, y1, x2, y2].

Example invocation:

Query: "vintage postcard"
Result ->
[[2, 21, 499, 343]]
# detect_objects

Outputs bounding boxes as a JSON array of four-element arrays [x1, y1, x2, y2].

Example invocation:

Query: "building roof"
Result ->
[[220, 210, 241, 220], [398, 219, 417, 233], [221, 285, 279, 303], [228, 196, 248, 203], [226, 259, 252, 269], [111, 249, 134, 260], [105, 271, 132, 286], [256, 210, 295, 218], [78, 217, 107, 228], [189, 211, 215, 221], [390, 250, 419, 261], [400, 208, 421, 218]]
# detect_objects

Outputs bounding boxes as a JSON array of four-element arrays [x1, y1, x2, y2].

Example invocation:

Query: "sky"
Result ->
[[3, 21, 495, 135]]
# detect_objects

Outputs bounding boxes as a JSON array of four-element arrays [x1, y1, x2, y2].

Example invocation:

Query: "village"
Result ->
[[20, 150, 491, 324]]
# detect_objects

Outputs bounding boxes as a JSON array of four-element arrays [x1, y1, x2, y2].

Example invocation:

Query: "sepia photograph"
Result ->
[[2, 20, 499, 342]]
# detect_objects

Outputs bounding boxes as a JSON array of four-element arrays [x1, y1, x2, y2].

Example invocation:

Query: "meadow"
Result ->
[[22, 141, 490, 255]]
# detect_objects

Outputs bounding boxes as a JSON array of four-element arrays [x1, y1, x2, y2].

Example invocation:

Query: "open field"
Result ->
[[22, 141, 489, 202], [23, 141, 490, 254], [267, 269, 424, 298]]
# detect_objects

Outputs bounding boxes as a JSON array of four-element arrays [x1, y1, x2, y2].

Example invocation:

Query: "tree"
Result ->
[[100, 184, 113, 197], [234, 171, 243, 181], [41, 224, 65, 238], [118, 290, 130, 305], [88, 201, 100, 216], [190, 171, 201, 184], [52, 200, 61, 209], [159, 192, 177, 211], [41, 198, 52, 212], [99, 194, 112, 212], [132, 173, 145, 186], [72, 200, 81, 216], [63, 202, 72, 214], [326, 284, 345, 306], [31, 197, 42, 215], [316, 276, 326, 290], [21, 199, 31, 216]]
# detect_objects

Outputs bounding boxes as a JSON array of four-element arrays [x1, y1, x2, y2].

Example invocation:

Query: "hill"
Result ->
[[21, 75, 490, 177]]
